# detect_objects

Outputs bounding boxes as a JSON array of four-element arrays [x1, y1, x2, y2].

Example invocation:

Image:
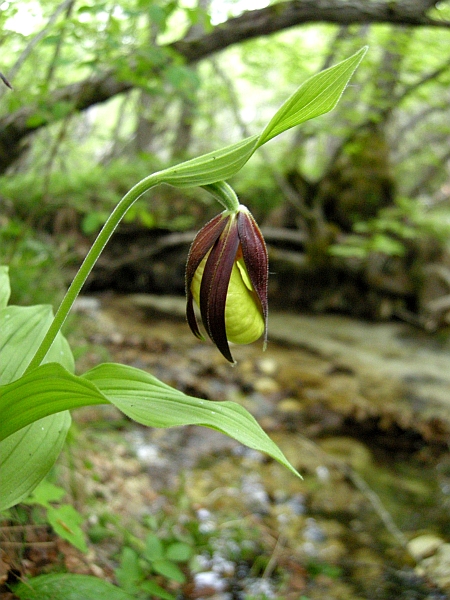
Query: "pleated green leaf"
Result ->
[[153, 48, 366, 189], [0, 266, 10, 310], [155, 135, 259, 188], [258, 47, 367, 146], [0, 301, 75, 511], [0, 414, 71, 512], [0, 362, 105, 442], [0, 361, 299, 479], [83, 363, 300, 477]]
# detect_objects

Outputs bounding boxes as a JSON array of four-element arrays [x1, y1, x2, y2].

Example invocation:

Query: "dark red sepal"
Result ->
[[199, 216, 240, 363], [185, 213, 228, 340], [237, 209, 269, 343]]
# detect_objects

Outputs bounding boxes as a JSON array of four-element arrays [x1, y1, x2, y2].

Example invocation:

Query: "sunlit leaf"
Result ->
[[258, 47, 367, 146], [0, 360, 300, 478], [47, 504, 88, 553], [0, 266, 10, 309], [153, 48, 366, 189], [23, 479, 66, 507]]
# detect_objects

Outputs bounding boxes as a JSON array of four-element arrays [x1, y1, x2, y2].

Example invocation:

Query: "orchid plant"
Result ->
[[0, 48, 366, 520]]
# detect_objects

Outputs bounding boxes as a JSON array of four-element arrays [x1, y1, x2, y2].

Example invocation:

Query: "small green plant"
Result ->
[[329, 196, 450, 259], [1, 47, 367, 598], [0, 219, 66, 306], [115, 534, 193, 599], [21, 479, 88, 553]]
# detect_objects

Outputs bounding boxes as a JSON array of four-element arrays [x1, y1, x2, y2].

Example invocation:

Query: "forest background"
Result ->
[[1, 0, 450, 328]]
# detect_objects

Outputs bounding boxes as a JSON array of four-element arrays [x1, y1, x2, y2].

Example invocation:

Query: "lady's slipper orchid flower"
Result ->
[[186, 205, 268, 363]]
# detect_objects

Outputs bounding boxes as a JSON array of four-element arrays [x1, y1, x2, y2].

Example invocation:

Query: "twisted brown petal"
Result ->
[[237, 208, 269, 344], [199, 216, 240, 363], [186, 213, 228, 339]]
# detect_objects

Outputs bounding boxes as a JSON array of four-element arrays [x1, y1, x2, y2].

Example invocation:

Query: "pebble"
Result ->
[[419, 543, 450, 590], [407, 534, 444, 561], [253, 376, 280, 394], [257, 357, 278, 376], [278, 398, 303, 413]]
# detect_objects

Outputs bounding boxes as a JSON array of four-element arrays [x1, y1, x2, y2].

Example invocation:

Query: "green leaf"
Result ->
[[47, 504, 88, 552], [145, 533, 165, 561], [0, 359, 299, 478], [258, 47, 368, 146], [0, 266, 10, 310], [83, 363, 300, 478], [156, 135, 259, 188], [24, 479, 66, 507], [152, 559, 186, 583], [0, 304, 74, 384], [115, 547, 144, 593], [0, 414, 71, 511], [154, 48, 366, 190], [0, 299, 75, 510], [14, 574, 135, 600], [165, 542, 193, 562], [0, 362, 106, 441], [140, 579, 175, 600]]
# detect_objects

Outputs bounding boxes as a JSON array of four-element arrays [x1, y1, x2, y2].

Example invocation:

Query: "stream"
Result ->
[[71, 293, 450, 600]]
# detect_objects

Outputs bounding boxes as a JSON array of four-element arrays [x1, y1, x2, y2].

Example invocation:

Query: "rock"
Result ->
[[256, 357, 278, 376], [318, 437, 373, 471], [407, 534, 445, 561], [252, 376, 280, 395], [419, 543, 450, 590], [278, 398, 303, 413]]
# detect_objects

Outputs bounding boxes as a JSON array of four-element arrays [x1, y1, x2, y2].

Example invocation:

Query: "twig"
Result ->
[[0, 72, 13, 89], [298, 435, 408, 550]]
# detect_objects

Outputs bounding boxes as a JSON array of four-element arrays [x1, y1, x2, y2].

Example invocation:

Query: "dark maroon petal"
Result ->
[[200, 216, 240, 363], [185, 213, 228, 291], [186, 292, 202, 340], [185, 212, 228, 339], [237, 209, 269, 341]]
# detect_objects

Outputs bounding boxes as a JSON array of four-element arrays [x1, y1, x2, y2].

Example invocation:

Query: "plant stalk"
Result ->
[[25, 173, 161, 373]]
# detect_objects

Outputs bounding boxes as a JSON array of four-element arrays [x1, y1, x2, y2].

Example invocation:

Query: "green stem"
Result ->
[[202, 181, 240, 212], [25, 172, 161, 373]]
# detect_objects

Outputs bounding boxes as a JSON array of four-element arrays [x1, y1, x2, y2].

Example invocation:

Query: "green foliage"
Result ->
[[0, 263, 299, 512], [22, 479, 88, 552], [306, 560, 342, 579], [14, 574, 135, 600], [114, 532, 193, 598], [0, 276, 74, 510], [0, 219, 66, 306], [329, 197, 450, 259]]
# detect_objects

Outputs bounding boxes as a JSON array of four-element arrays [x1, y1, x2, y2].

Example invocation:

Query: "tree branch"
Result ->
[[172, 0, 449, 63], [0, 0, 448, 172]]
